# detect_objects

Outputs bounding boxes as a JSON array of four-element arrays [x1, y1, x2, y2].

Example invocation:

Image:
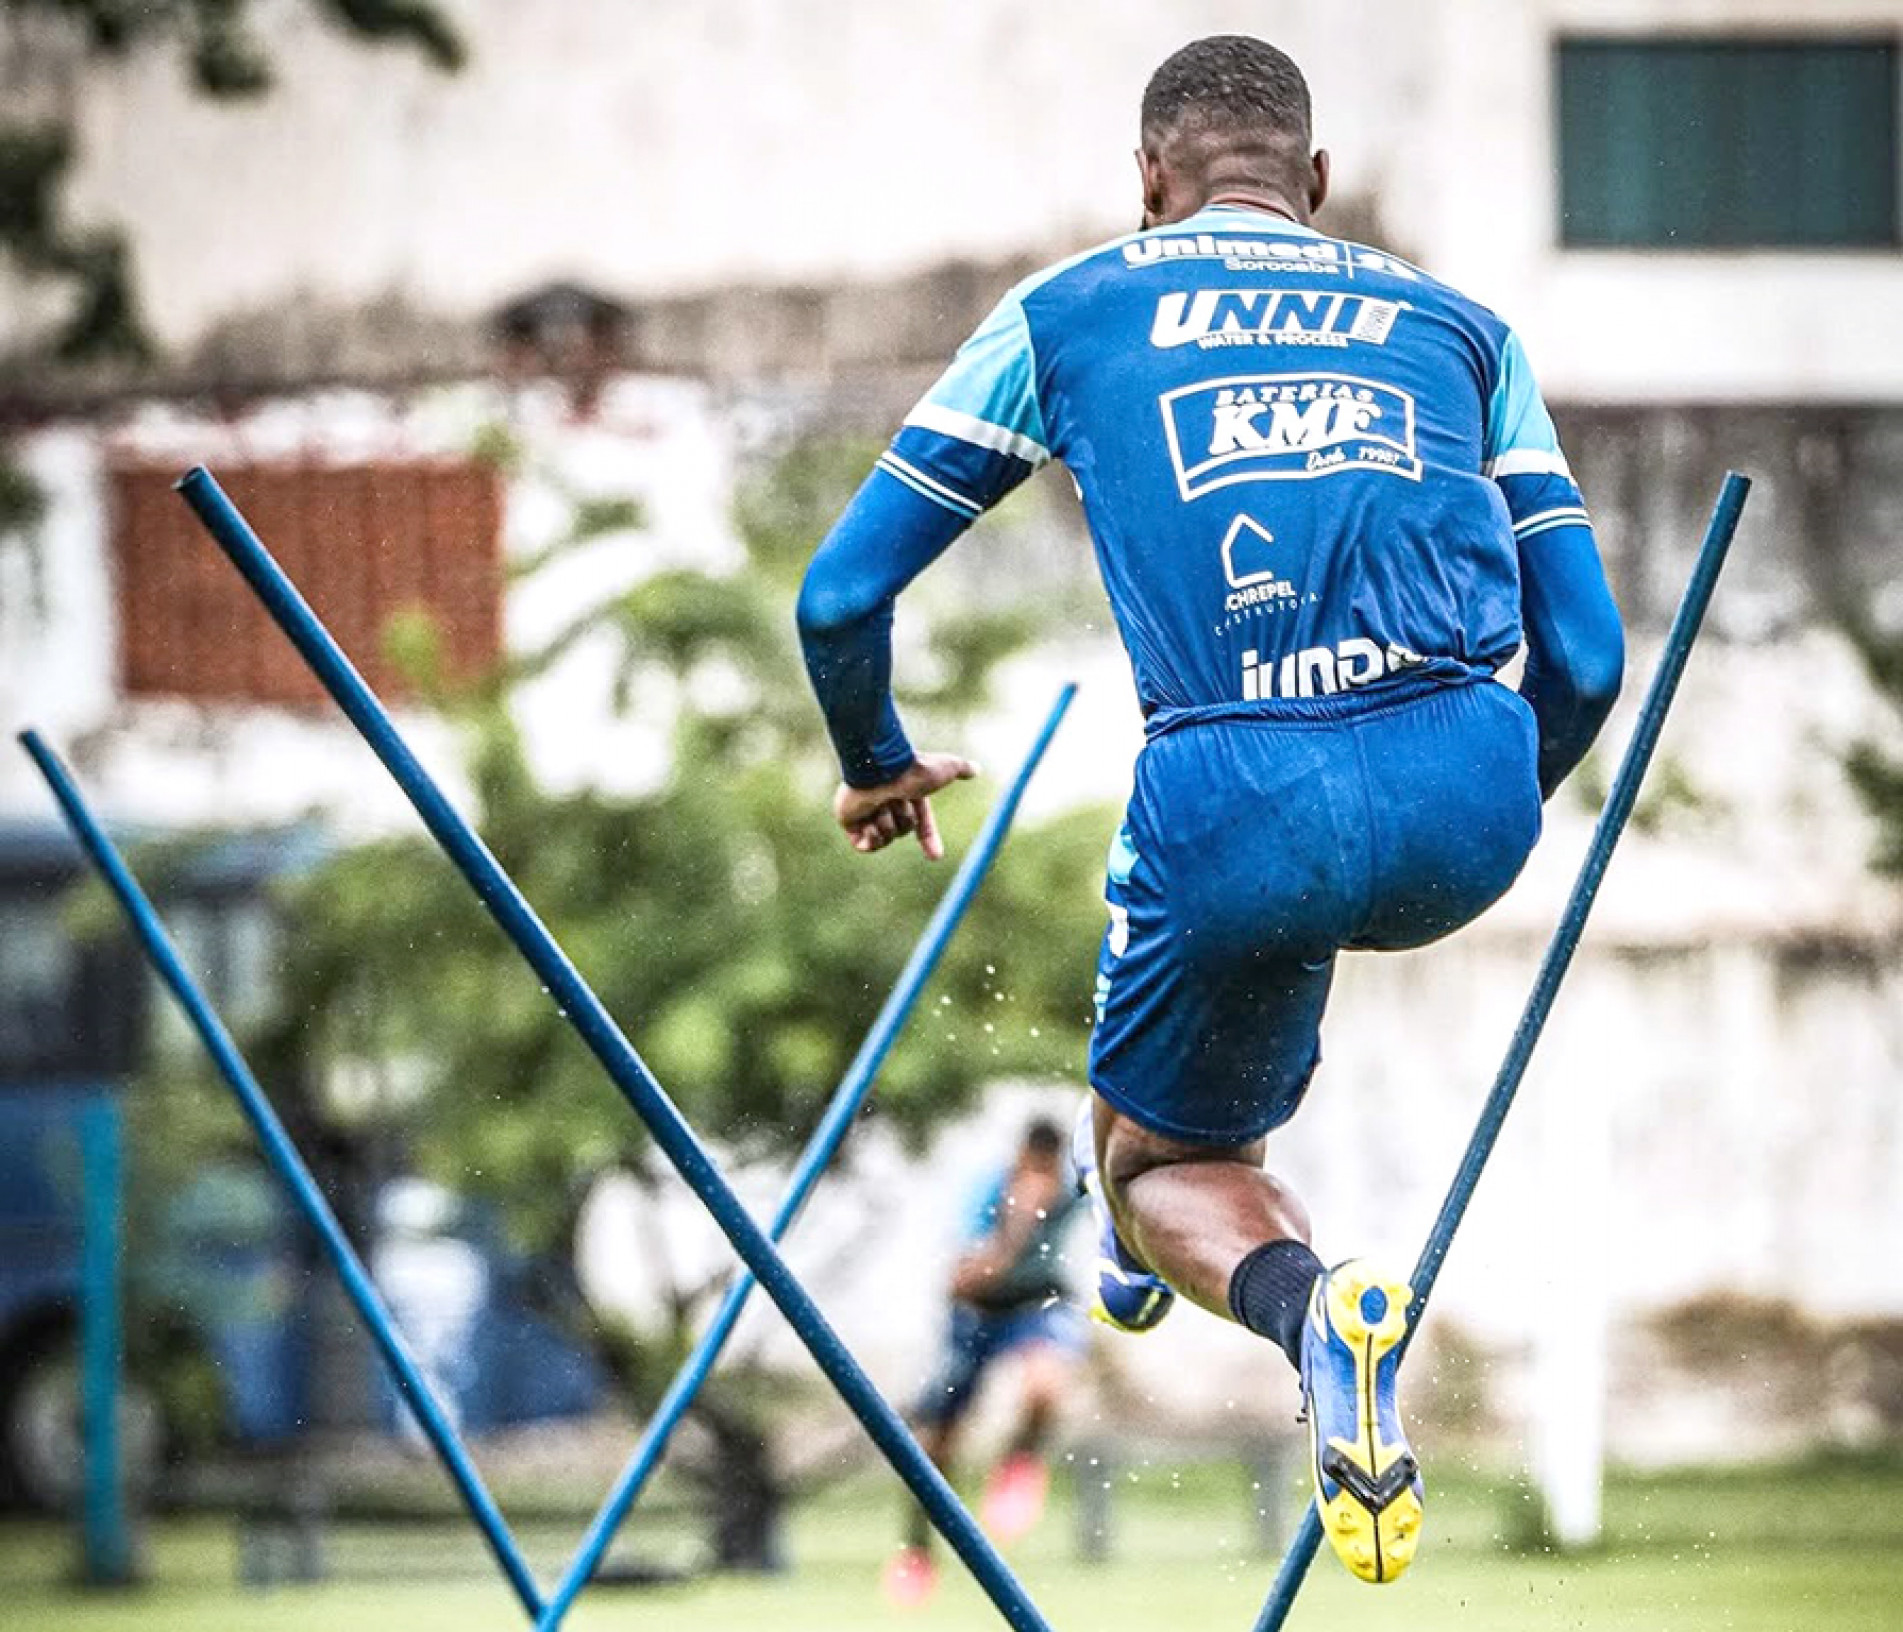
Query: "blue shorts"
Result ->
[[1088, 676, 1541, 1147], [913, 1300, 1087, 1427]]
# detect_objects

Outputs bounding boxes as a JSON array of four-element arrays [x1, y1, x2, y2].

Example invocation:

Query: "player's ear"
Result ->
[[1308, 149, 1331, 216], [1136, 145, 1167, 228]]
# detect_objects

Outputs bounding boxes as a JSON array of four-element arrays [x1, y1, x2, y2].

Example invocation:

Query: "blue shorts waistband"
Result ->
[[1143, 670, 1481, 742]]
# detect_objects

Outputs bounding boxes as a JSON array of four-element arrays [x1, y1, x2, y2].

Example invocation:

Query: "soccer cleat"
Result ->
[[1090, 1209, 1177, 1333], [880, 1544, 938, 1609], [1070, 1101, 1175, 1333], [1300, 1259, 1424, 1584], [980, 1450, 1050, 1544]]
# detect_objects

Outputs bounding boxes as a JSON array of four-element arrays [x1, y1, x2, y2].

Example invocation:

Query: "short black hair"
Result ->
[[1140, 35, 1311, 150], [1024, 1117, 1064, 1158]]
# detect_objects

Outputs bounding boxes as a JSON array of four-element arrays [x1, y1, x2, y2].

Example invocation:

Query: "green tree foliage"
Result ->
[[0, 0, 464, 526], [238, 437, 1112, 1556], [272, 440, 1110, 1257]]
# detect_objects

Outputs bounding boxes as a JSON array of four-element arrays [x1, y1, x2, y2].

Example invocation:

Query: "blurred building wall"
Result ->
[[4, 0, 1902, 1463], [4, 0, 1898, 401]]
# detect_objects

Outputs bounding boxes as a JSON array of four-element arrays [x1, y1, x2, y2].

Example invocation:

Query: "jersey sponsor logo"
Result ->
[[1121, 234, 1420, 280], [1161, 373, 1421, 499], [1240, 639, 1425, 700], [1220, 515, 1297, 612], [1150, 290, 1403, 351]]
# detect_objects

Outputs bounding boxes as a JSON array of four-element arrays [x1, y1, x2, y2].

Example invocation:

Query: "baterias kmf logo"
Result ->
[[1159, 372, 1421, 500]]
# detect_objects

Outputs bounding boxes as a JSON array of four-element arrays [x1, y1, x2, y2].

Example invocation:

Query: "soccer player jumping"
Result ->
[[798, 36, 1623, 1585]]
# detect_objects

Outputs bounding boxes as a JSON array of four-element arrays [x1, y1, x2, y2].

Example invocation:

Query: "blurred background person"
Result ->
[[885, 1115, 1085, 1607]]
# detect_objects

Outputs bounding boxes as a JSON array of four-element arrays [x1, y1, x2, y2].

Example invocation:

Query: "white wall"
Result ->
[[32, 0, 1903, 401]]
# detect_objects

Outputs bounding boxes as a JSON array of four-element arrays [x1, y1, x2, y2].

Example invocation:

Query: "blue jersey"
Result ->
[[955, 1164, 1079, 1311], [797, 203, 1621, 799], [880, 202, 1584, 717], [799, 202, 1624, 1149]]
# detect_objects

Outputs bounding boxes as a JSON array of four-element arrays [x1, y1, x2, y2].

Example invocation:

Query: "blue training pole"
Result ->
[[1252, 471, 1750, 1632], [77, 1096, 134, 1587], [536, 684, 1074, 1629], [18, 732, 548, 1622], [176, 466, 1057, 1632]]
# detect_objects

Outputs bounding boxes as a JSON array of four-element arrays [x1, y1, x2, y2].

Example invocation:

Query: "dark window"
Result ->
[[111, 460, 504, 709], [0, 872, 143, 1085], [0, 893, 82, 1071], [1557, 37, 1900, 248], [147, 896, 280, 1061], [0, 825, 308, 1086]]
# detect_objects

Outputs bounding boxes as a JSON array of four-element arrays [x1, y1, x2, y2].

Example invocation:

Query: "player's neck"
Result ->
[[1199, 187, 1308, 226]]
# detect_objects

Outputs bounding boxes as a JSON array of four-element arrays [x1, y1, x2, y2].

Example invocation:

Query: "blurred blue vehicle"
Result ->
[[0, 818, 604, 1510]]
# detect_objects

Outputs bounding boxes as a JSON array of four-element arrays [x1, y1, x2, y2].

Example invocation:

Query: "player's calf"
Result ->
[[1093, 1100, 1311, 1328]]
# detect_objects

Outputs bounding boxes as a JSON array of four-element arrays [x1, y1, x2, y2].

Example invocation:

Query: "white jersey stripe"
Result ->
[[903, 402, 1050, 467], [878, 452, 984, 517], [876, 455, 982, 519], [1486, 448, 1575, 480], [1513, 507, 1592, 540]]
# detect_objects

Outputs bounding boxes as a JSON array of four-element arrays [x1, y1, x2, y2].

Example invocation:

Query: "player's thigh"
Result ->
[[1013, 1343, 1076, 1409], [1355, 680, 1543, 951], [1088, 725, 1355, 1145], [1090, 888, 1338, 1145], [999, 1309, 1087, 1406], [1129, 719, 1365, 965]]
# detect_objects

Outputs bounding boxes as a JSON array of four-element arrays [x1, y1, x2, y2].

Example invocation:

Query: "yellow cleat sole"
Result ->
[[1317, 1478, 1423, 1583], [1306, 1261, 1421, 1584]]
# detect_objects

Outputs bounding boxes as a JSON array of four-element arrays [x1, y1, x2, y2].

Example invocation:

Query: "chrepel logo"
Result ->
[[1160, 372, 1421, 500], [1220, 515, 1297, 614]]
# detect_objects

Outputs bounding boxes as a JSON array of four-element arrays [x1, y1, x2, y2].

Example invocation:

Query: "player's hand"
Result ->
[[833, 752, 979, 861]]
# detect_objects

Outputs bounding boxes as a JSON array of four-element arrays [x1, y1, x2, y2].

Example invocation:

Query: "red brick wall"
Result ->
[[111, 462, 504, 708]]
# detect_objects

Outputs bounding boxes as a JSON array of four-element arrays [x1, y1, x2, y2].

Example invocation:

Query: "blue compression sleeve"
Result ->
[[797, 468, 972, 787], [1517, 520, 1625, 798]]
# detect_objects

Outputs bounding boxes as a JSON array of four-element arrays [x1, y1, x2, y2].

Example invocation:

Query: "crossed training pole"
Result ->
[[25, 461, 1076, 1632], [22, 688, 1070, 1623], [1252, 471, 1751, 1632], [536, 681, 1075, 1628]]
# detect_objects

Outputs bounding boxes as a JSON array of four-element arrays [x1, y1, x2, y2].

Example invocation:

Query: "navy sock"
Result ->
[[1228, 1239, 1325, 1368]]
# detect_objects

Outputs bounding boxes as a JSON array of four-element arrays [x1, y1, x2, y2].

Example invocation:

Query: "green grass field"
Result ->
[[8, 1455, 1900, 1630]]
